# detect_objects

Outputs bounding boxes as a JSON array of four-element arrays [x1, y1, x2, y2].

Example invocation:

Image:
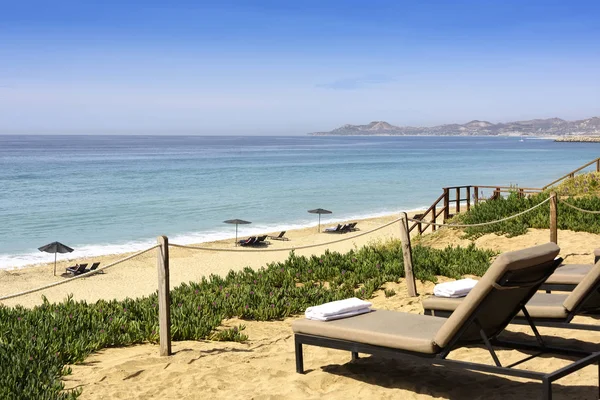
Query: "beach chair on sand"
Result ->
[[269, 231, 289, 241], [344, 222, 358, 232], [84, 262, 101, 273], [65, 263, 88, 275], [324, 224, 342, 233], [239, 237, 257, 246], [539, 248, 600, 292], [424, 257, 600, 332], [293, 243, 600, 399], [253, 235, 269, 246]]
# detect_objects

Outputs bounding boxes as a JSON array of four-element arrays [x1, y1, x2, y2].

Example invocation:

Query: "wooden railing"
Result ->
[[542, 157, 600, 190], [409, 157, 600, 235], [409, 185, 543, 234]]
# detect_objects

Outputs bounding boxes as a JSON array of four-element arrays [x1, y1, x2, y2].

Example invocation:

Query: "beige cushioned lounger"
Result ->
[[423, 258, 600, 327], [292, 243, 600, 399]]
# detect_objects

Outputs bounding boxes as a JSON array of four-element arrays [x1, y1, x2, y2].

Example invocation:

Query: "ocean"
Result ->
[[0, 135, 598, 269]]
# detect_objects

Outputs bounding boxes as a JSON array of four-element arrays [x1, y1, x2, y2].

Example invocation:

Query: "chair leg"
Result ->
[[542, 377, 552, 400], [352, 351, 359, 361], [295, 338, 304, 374]]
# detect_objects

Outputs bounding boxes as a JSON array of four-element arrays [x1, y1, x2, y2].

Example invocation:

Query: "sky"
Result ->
[[1, 0, 599, 135]]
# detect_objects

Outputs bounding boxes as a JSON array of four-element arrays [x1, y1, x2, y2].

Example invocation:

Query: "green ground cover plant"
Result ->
[[455, 175, 600, 238], [0, 241, 495, 399]]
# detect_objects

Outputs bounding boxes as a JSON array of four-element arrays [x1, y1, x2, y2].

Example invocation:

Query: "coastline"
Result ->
[[0, 211, 423, 308], [0, 207, 428, 271]]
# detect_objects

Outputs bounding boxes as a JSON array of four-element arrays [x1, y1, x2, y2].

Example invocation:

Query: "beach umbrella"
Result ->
[[38, 241, 74, 276], [223, 219, 252, 245], [308, 208, 332, 232]]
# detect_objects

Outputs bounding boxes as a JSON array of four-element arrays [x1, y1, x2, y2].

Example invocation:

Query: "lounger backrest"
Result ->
[[242, 237, 256, 245], [563, 260, 600, 313], [433, 243, 561, 349], [278, 231, 286, 238], [78, 263, 88, 271], [89, 262, 100, 270]]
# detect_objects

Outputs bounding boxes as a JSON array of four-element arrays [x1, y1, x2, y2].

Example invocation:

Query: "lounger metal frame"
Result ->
[[541, 283, 577, 293], [294, 258, 600, 399]]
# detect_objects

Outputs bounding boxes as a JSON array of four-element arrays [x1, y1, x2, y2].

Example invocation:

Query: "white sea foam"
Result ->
[[0, 207, 427, 270]]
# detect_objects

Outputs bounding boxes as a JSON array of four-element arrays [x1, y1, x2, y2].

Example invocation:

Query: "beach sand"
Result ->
[[0, 214, 410, 308], [3, 215, 600, 399], [62, 276, 600, 400]]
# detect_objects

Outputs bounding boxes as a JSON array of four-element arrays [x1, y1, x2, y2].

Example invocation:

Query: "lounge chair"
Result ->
[[341, 222, 358, 232], [324, 224, 342, 233], [292, 243, 600, 399], [541, 248, 600, 292], [424, 257, 600, 331], [541, 264, 592, 292], [65, 263, 88, 275], [84, 262, 101, 273], [269, 231, 289, 241], [239, 236, 257, 246], [253, 235, 269, 246]]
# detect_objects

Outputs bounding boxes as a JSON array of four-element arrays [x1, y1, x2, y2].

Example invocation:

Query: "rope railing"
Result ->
[[169, 217, 402, 252], [560, 200, 600, 214], [406, 197, 552, 228], [0, 245, 160, 301]]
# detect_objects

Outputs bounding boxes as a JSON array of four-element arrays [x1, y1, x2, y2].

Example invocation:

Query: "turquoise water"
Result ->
[[0, 135, 597, 268]]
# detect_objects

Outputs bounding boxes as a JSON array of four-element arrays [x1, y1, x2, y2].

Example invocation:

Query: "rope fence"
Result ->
[[406, 197, 552, 228], [6, 191, 600, 303], [0, 245, 159, 301], [560, 200, 600, 214]]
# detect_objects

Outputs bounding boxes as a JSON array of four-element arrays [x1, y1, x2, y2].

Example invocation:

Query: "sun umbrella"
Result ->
[[38, 241, 74, 276], [308, 208, 333, 232], [223, 219, 252, 245]]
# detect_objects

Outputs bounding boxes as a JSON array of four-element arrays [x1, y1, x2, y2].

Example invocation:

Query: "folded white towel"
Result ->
[[433, 278, 478, 298], [305, 308, 371, 321], [305, 297, 372, 318]]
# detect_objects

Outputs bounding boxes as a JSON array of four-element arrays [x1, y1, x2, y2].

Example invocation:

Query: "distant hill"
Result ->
[[309, 117, 600, 137]]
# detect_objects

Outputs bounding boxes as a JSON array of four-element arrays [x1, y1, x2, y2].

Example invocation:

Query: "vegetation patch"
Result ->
[[0, 241, 495, 399], [554, 172, 600, 197], [455, 176, 600, 238]]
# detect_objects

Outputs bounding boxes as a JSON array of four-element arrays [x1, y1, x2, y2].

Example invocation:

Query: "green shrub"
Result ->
[[456, 191, 600, 238], [0, 241, 495, 399]]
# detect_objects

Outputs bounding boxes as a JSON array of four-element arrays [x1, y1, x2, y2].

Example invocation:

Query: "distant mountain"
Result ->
[[309, 117, 600, 137]]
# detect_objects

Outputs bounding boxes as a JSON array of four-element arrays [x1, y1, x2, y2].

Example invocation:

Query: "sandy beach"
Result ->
[[0, 213, 411, 308], [2, 214, 600, 399]]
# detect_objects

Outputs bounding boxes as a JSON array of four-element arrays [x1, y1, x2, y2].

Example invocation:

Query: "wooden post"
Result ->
[[549, 193, 558, 244], [399, 213, 417, 297], [455, 187, 460, 213], [597, 159, 599, 172], [443, 188, 450, 221], [432, 204, 436, 232], [466, 186, 471, 211], [157, 236, 172, 356], [474, 186, 479, 205]]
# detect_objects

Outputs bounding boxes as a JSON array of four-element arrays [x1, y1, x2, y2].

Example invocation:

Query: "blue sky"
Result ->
[[1, 0, 599, 135]]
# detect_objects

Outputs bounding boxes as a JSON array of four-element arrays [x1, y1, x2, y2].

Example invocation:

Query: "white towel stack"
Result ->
[[433, 278, 478, 298], [305, 297, 372, 321]]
